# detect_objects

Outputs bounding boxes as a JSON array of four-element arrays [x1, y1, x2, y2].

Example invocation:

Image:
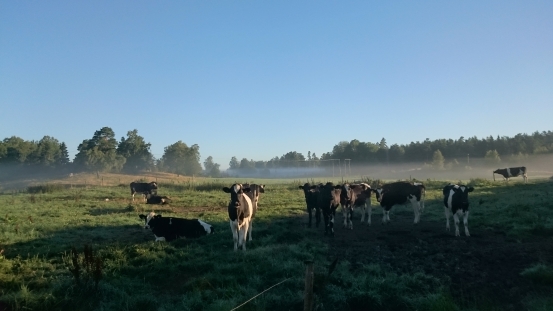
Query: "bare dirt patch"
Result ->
[[324, 212, 553, 310]]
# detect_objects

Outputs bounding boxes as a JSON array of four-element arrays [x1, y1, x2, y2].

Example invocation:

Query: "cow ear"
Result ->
[[223, 187, 231, 193], [467, 187, 474, 192], [298, 185, 304, 189]]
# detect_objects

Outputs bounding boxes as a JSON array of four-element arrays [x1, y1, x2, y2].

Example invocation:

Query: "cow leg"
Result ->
[[409, 195, 420, 224], [248, 219, 253, 241], [367, 204, 372, 226], [463, 211, 470, 237], [315, 207, 321, 228], [307, 206, 313, 228], [329, 211, 335, 237], [348, 206, 353, 230], [444, 207, 451, 232], [382, 208, 387, 224], [239, 221, 249, 251], [453, 213, 461, 237], [342, 205, 348, 228], [360, 204, 366, 223], [230, 220, 238, 251]]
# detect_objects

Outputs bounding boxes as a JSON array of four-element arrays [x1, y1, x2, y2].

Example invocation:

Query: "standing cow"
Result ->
[[443, 184, 474, 237], [242, 183, 265, 241], [318, 182, 342, 236], [340, 183, 373, 230], [222, 184, 253, 251], [299, 183, 321, 228], [493, 167, 527, 183], [130, 181, 158, 202], [373, 181, 425, 224]]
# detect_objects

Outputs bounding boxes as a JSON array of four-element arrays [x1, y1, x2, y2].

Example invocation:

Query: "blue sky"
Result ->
[[1, 1, 551, 170]]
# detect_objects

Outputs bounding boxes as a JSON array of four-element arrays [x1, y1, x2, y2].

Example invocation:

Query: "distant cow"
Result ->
[[130, 182, 158, 202], [373, 181, 426, 224], [443, 184, 474, 237], [318, 182, 342, 236], [146, 194, 170, 205], [139, 212, 214, 242], [493, 167, 527, 183], [299, 183, 322, 228], [222, 184, 253, 251], [242, 183, 265, 241]]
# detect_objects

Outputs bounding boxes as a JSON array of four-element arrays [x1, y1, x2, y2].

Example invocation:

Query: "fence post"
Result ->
[[304, 260, 314, 311]]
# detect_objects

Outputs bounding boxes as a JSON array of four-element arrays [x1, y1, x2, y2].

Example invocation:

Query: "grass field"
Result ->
[[0, 173, 552, 310]]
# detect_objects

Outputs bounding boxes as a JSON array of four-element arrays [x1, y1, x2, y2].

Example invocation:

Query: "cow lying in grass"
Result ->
[[139, 212, 214, 242], [146, 194, 170, 205], [443, 184, 474, 237]]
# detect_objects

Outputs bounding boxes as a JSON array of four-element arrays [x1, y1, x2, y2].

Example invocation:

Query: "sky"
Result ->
[[1, 1, 552, 170]]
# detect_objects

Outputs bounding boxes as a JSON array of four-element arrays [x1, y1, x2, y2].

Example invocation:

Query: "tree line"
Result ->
[[1, 127, 552, 178], [228, 131, 553, 171]]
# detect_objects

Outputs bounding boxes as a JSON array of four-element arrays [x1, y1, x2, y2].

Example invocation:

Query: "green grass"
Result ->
[[0, 177, 552, 310]]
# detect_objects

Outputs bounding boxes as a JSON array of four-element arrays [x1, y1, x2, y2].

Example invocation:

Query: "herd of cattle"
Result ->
[[134, 166, 527, 251]]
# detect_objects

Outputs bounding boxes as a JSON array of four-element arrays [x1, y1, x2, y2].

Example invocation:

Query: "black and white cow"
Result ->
[[139, 212, 214, 242], [373, 181, 426, 224], [317, 182, 342, 236], [222, 184, 253, 251], [299, 183, 322, 228], [242, 183, 265, 241], [130, 181, 158, 202], [443, 184, 474, 237], [146, 194, 170, 205], [493, 167, 527, 183]]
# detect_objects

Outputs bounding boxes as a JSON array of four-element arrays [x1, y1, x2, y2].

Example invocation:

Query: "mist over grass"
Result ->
[[0, 169, 552, 310]]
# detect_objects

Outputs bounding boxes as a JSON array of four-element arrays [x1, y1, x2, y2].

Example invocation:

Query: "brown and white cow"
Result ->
[[373, 181, 426, 224], [493, 167, 527, 183], [222, 184, 253, 251], [339, 183, 373, 229], [242, 183, 265, 241]]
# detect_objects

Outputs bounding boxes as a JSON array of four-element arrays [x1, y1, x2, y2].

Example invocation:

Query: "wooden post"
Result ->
[[303, 260, 314, 311]]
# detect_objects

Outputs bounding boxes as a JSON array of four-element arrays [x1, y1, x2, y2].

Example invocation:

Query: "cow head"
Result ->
[[222, 184, 251, 207], [198, 219, 215, 235], [139, 212, 159, 229], [448, 184, 475, 209], [373, 187, 384, 202]]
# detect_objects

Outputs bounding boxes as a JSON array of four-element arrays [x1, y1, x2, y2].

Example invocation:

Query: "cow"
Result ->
[[130, 181, 158, 202], [242, 183, 265, 241], [299, 183, 322, 228], [139, 212, 214, 242], [348, 183, 374, 226], [373, 181, 426, 224], [443, 184, 474, 236], [317, 182, 342, 236], [340, 183, 355, 229], [146, 194, 170, 205], [222, 184, 253, 251], [493, 167, 527, 183]]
